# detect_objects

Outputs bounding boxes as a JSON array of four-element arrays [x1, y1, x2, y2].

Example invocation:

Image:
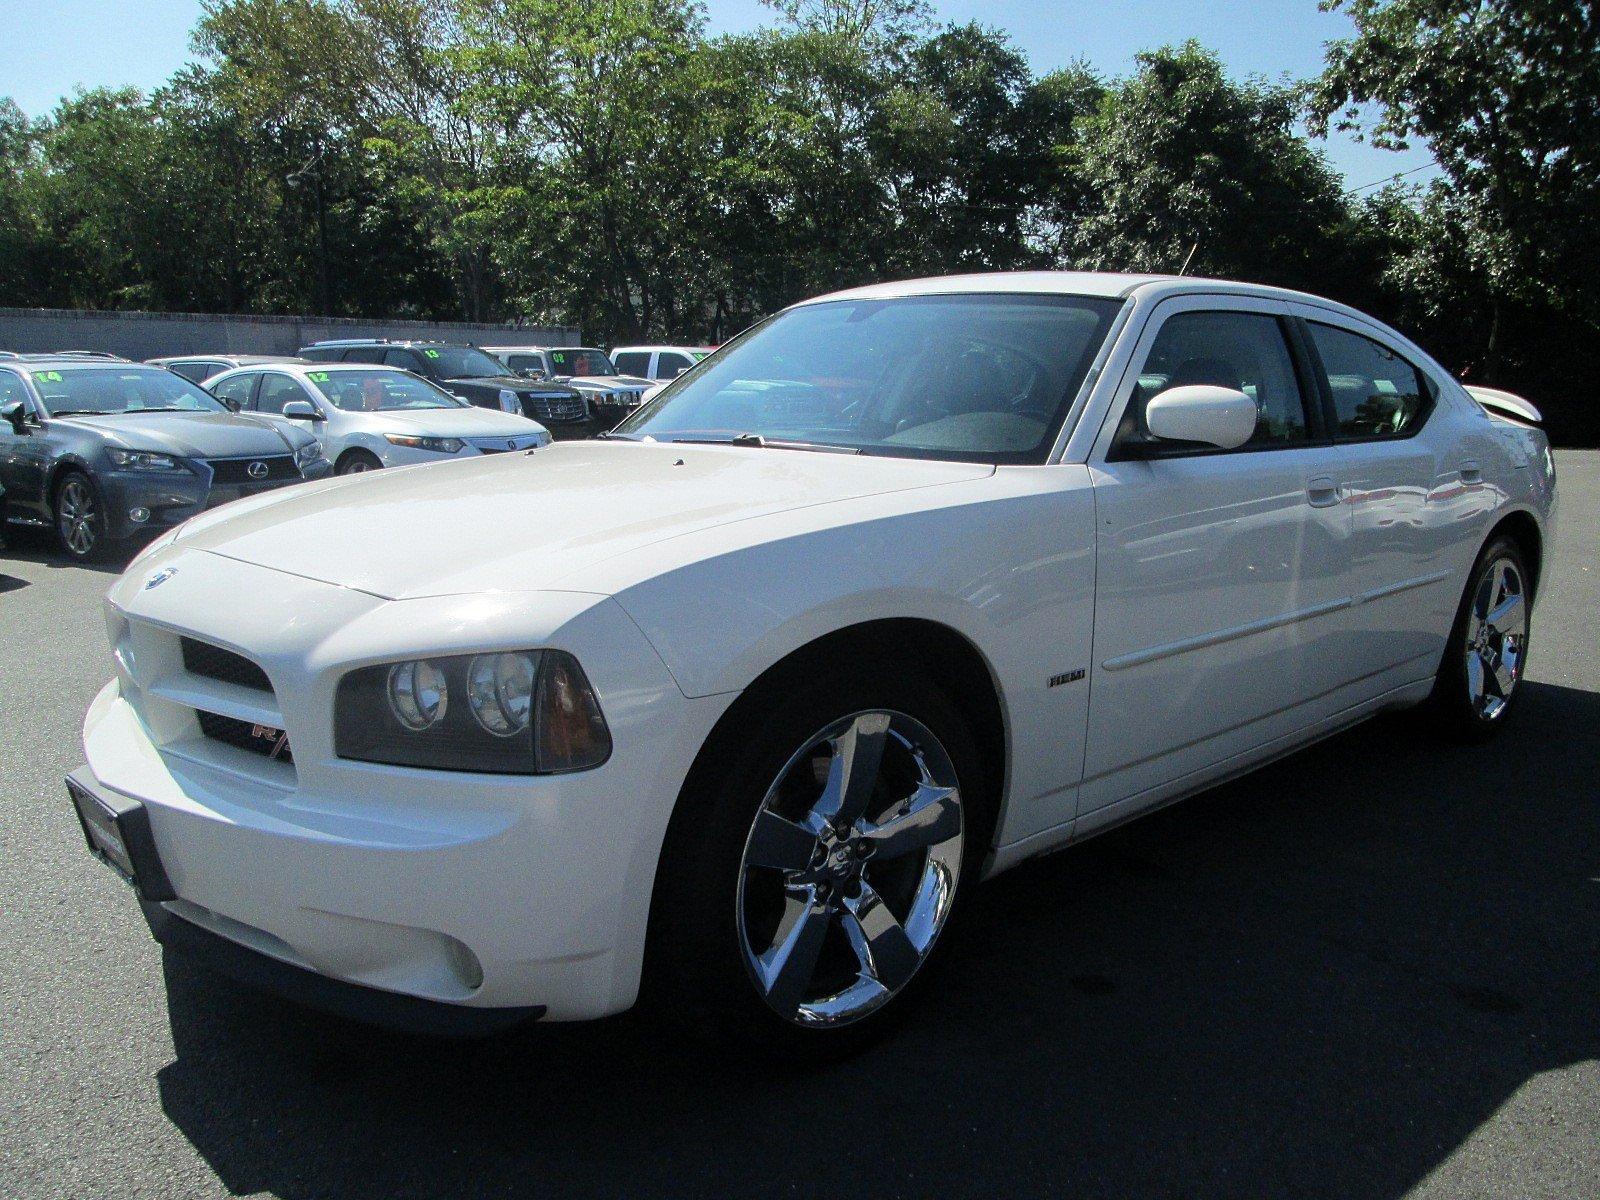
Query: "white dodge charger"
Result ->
[[70, 273, 1556, 1056]]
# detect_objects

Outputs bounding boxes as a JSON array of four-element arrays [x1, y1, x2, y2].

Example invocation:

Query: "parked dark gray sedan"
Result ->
[[0, 358, 330, 560]]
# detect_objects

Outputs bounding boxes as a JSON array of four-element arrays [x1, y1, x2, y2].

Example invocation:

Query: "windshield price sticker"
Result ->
[[34, 370, 64, 382], [308, 371, 330, 382], [424, 350, 441, 359]]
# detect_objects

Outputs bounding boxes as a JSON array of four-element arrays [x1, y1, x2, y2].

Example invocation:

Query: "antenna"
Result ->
[[1178, 243, 1199, 276]]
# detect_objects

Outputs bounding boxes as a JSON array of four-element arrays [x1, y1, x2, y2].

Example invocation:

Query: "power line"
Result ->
[[1345, 160, 1441, 196]]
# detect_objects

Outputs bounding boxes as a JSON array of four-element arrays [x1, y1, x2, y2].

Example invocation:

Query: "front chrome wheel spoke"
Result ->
[[841, 881, 922, 993], [811, 712, 890, 829], [745, 809, 821, 873], [1488, 646, 1517, 697], [1486, 591, 1522, 629], [861, 783, 961, 860], [758, 889, 831, 1013], [1466, 651, 1487, 704]]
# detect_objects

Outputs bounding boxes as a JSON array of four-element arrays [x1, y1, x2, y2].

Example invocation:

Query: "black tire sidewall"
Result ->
[[1430, 535, 1530, 742], [337, 450, 382, 475], [646, 663, 991, 1060], [54, 470, 108, 561]]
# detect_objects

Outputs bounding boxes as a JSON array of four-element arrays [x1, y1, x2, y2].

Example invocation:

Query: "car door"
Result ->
[[1081, 295, 1354, 821], [1294, 310, 1475, 687], [0, 368, 50, 517]]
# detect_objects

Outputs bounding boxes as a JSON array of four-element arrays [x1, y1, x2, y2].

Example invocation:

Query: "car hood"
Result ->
[[172, 441, 993, 600], [57, 411, 299, 457], [366, 407, 547, 437]]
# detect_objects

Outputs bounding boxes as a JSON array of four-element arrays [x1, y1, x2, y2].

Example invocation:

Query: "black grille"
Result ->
[[181, 638, 272, 692], [521, 393, 588, 423], [207, 455, 298, 484], [196, 710, 293, 764]]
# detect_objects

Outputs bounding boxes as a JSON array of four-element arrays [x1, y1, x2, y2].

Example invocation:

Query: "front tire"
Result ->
[[1427, 535, 1530, 742], [53, 470, 112, 562], [647, 663, 988, 1061], [336, 449, 382, 475]]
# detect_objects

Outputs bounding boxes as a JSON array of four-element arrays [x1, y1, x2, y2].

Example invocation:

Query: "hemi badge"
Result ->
[[1048, 669, 1086, 688]]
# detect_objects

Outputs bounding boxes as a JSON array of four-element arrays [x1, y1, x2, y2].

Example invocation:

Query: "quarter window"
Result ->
[[1120, 311, 1311, 452], [256, 373, 311, 415], [1307, 322, 1434, 439]]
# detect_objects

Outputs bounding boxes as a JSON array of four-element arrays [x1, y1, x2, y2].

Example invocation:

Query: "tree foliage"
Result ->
[[0, 0, 1594, 439]]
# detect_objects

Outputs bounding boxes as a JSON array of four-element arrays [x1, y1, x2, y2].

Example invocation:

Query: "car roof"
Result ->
[[300, 338, 461, 348], [610, 345, 714, 354], [2, 356, 156, 371], [798, 270, 1368, 313], [216, 361, 410, 376], [150, 354, 309, 366]]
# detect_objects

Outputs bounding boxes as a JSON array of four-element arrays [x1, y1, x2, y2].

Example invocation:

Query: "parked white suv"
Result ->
[[206, 363, 549, 474], [610, 345, 713, 381]]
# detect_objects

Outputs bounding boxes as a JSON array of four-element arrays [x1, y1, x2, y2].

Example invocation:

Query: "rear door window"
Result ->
[[613, 351, 650, 376], [210, 372, 258, 410], [168, 360, 222, 383], [1307, 322, 1435, 440], [341, 346, 389, 365], [657, 353, 694, 378]]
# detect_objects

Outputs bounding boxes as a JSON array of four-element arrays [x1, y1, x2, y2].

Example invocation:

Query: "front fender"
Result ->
[[608, 468, 1101, 845]]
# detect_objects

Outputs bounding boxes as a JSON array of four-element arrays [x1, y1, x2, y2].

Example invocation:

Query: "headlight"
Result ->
[[293, 439, 323, 467], [335, 650, 611, 774], [108, 448, 185, 472], [384, 434, 465, 454]]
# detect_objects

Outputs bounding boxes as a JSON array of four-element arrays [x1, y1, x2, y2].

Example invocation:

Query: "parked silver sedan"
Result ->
[[205, 362, 550, 474]]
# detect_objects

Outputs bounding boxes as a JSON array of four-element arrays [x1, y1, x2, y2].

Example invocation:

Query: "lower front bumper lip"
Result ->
[[143, 900, 547, 1037]]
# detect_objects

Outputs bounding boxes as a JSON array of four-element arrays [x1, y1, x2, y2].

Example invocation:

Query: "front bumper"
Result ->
[[80, 553, 731, 1024], [99, 462, 330, 540]]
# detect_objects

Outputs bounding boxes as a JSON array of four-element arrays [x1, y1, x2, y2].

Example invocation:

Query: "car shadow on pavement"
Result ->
[[153, 680, 1600, 1200]]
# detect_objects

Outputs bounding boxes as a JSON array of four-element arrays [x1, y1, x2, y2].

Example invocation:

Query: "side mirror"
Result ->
[[519, 368, 546, 380], [1, 399, 27, 435], [220, 397, 241, 413], [281, 400, 320, 422], [1144, 385, 1257, 450]]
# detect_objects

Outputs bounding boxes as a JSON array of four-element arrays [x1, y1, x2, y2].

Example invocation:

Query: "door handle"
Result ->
[[1460, 460, 1483, 485], [1307, 476, 1342, 508]]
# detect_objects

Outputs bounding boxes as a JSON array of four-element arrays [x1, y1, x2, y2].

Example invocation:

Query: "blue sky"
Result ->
[[0, 0, 1434, 188]]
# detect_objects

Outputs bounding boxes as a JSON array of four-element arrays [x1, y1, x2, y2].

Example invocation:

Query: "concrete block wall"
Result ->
[[0, 307, 582, 361]]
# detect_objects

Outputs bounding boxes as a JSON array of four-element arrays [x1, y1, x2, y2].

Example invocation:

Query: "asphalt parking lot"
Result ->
[[2, 452, 1596, 1200]]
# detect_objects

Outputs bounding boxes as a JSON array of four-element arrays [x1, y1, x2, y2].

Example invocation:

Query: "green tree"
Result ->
[[1310, 0, 1600, 373], [1064, 42, 1348, 289]]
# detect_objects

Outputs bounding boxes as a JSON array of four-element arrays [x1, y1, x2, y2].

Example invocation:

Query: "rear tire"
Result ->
[[646, 662, 990, 1063], [1426, 535, 1530, 743]]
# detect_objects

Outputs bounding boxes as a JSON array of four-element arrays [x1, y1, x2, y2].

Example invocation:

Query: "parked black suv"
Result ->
[[297, 340, 595, 438]]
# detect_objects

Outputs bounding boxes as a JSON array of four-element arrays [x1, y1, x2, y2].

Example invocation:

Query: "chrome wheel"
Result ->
[[57, 477, 98, 557], [1465, 557, 1526, 721], [736, 709, 964, 1027], [338, 456, 376, 475]]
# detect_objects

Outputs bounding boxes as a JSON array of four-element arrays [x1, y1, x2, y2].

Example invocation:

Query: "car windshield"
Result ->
[[31, 367, 227, 416], [612, 294, 1123, 463], [548, 348, 616, 376], [419, 347, 507, 379], [309, 370, 466, 411]]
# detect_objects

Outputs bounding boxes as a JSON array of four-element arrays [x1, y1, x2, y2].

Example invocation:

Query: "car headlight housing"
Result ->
[[335, 650, 611, 774], [293, 439, 323, 468], [384, 434, 465, 454], [498, 387, 520, 414], [108, 448, 185, 472]]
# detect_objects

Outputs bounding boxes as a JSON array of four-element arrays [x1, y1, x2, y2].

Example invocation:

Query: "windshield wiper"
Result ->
[[658, 432, 860, 455]]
